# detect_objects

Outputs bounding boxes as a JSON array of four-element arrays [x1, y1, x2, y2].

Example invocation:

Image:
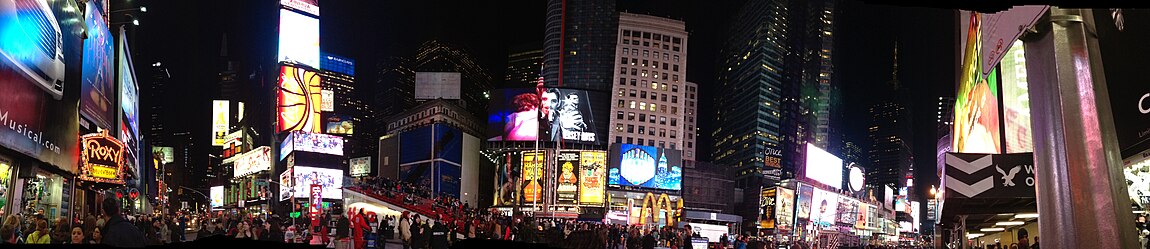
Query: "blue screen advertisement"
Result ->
[[400, 126, 432, 164], [436, 162, 461, 198], [434, 124, 462, 164], [607, 144, 682, 191]]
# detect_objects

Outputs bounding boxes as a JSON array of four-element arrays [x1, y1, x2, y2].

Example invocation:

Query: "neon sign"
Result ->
[[79, 131, 125, 184]]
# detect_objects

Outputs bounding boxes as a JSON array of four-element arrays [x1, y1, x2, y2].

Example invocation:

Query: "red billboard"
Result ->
[[277, 65, 323, 133]]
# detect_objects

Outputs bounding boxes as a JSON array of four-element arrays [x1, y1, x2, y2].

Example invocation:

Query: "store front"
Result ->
[[604, 191, 681, 227]]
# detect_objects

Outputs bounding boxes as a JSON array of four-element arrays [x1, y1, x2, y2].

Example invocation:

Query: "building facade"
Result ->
[[543, 0, 618, 92], [608, 12, 691, 158], [865, 46, 914, 196], [505, 45, 544, 88]]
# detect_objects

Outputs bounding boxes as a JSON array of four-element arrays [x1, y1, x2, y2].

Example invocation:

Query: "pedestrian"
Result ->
[[24, 219, 51, 244], [69, 226, 85, 244], [410, 215, 425, 249], [100, 197, 145, 247], [196, 219, 217, 239], [428, 215, 449, 249], [158, 218, 171, 244], [353, 210, 369, 249], [1032, 236, 1040, 249], [169, 217, 181, 243], [1, 215, 19, 244], [681, 224, 693, 249], [50, 217, 69, 243], [266, 217, 285, 243], [642, 229, 656, 249], [400, 213, 412, 249], [235, 220, 254, 239], [86, 227, 102, 244]]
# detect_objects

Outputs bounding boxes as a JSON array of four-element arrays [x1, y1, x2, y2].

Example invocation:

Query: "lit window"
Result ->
[[640, 102, 647, 110], [630, 101, 636, 109]]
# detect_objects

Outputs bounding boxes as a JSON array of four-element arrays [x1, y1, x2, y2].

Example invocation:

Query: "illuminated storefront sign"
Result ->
[[234, 146, 271, 178], [79, 131, 126, 184]]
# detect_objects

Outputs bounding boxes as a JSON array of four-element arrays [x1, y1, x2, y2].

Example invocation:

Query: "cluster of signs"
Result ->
[[759, 183, 886, 233]]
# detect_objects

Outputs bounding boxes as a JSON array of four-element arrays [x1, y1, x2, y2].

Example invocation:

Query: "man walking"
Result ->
[[101, 197, 146, 248]]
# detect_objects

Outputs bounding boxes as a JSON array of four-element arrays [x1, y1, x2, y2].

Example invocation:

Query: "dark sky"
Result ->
[[132, 0, 955, 197]]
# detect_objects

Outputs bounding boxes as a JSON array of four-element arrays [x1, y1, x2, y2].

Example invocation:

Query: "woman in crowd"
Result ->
[[24, 219, 50, 244], [69, 226, 85, 244], [86, 227, 102, 244], [1, 215, 20, 244], [50, 217, 69, 243], [234, 220, 254, 239]]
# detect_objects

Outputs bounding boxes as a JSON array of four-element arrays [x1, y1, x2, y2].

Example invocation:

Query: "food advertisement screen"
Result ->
[[999, 40, 1032, 153], [607, 144, 683, 191], [277, 65, 323, 133], [578, 151, 606, 205], [521, 150, 544, 203], [278, 9, 319, 69], [0, 0, 84, 170], [325, 115, 354, 135], [556, 151, 580, 205], [213, 100, 229, 146], [292, 166, 343, 199], [954, 13, 1002, 154], [486, 88, 539, 141], [540, 88, 609, 144]]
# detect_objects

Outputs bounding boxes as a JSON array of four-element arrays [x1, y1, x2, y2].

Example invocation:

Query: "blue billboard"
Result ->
[[607, 144, 683, 191], [400, 126, 433, 164], [321, 52, 354, 76]]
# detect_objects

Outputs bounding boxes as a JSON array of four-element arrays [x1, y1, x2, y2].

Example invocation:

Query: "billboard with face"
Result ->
[[292, 166, 343, 199], [0, 0, 85, 170], [775, 187, 795, 231], [540, 88, 609, 144], [579, 150, 606, 205], [277, 65, 322, 133], [810, 188, 839, 226], [487, 88, 539, 141], [797, 184, 814, 220], [495, 152, 521, 206], [607, 144, 683, 191]]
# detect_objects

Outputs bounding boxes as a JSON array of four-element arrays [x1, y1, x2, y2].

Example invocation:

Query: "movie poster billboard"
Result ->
[[540, 88, 609, 144], [522, 150, 544, 203], [487, 88, 539, 141], [495, 152, 522, 206], [775, 187, 795, 231], [579, 151, 606, 205], [759, 188, 777, 229], [277, 65, 322, 133], [796, 184, 814, 220], [556, 151, 580, 205], [279, 168, 293, 201], [0, 0, 85, 170], [810, 188, 839, 226], [608, 144, 683, 191], [80, 0, 116, 130]]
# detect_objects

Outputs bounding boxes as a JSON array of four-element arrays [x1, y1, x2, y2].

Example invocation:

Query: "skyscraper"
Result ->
[[505, 44, 544, 88], [866, 45, 914, 196], [543, 0, 618, 92], [373, 40, 494, 136], [803, 0, 840, 153], [608, 12, 690, 158], [319, 53, 373, 157], [146, 62, 171, 146]]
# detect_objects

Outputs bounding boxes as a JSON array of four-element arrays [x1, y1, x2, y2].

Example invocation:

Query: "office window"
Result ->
[[673, 65, 679, 72], [623, 30, 631, 36], [616, 124, 623, 131], [617, 111, 624, 119], [629, 90, 637, 97], [643, 32, 651, 39], [662, 73, 668, 79], [630, 101, 636, 109], [631, 79, 637, 86], [673, 37, 682, 44], [628, 112, 636, 120], [654, 73, 660, 79], [660, 117, 667, 125], [639, 102, 647, 110], [632, 58, 638, 65], [661, 94, 668, 102], [671, 119, 678, 126], [663, 44, 670, 50], [648, 128, 655, 136], [619, 78, 626, 85], [638, 138, 645, 145], [623, 48, 629, 54], [653, 34, 661, 40], [671, 107, 678, 114], [644, 41, 651, 47], [651, 104, 657, 112], [648, 140, 655, 146], [621, 57, 628, 64], [640, 91, 647, 98], [618, 100, 625, 107], [639, 113, 646, 121], [671, 130, 678, 139], [660, 129, 667, 138], [631, 68, 637, 76], [670, 142, 676, 149], [616, 136, 623, 144], [672, 96, 678, 103], [649, 115, 656, 123], [651, 82, 658, 90], [673, 46, 680, 52], [650, 93, 657, 100], [618, 88, 625, 96], [644, 50, 650, 57], [659, 141, 666, 148], [663, 53, 669, 60], [663, 63, 669, 70], [664, 36, 671, 42], [642, 60, 648, 67], [632, 49, 638, 56], [632, 40, 639, 45], [672, 85, 679, 92], [627, 125, 635, 133], [627, 137, 634, 144], [638, 126, 645, 134], [673, 75, 679, 82], [688, 141, 693, 148], [623, 39, 630, 44], [642, 70, 648, 77], [661, 84, 668, 91], [674, 55, 680, 62]]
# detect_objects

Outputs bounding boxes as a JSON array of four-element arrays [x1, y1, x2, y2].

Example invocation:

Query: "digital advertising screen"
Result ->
[[911, 201, 921, 233], [234, 146, 271, 178], [796, 184, 814, 220], [521, 150, 545, 203], [281, 0, 319, 17], [556, 151, 580, 205], [320, 52, 354, 76], [211, 186, 224, 208], [278, 9, 319, 69], [213, 100, 229, 146], [775, 187, 795, 231], [80, 0, 116, 130], [118, 30, 139, 154], [837, 196, 858, 225], [287, 131, 344, 156], [804, 143, 843, 189], [540, 88, 609, 144], [279, 169, 293, 201], [435, 162, 462, 198], [325, 115, 354, 135], [999, 40, 1032, 153], [0, 0, 84, 170], [433, 124, 463, 164], [277, 65, 323, 133], [607, 144, 683, 191], [954, 13, 1002, 154], [578, 150, 606, 205], [1093, 9, 1150, 158], [292, 166, 343, 199], [487, 88, 539, 141], [759, 188, 776, 229], [809, 188, 839, 226], [495, 152, 522, 206], [320, 89, 333, 112], [349, 156, 371, 177], [400, 126, 433, 164]]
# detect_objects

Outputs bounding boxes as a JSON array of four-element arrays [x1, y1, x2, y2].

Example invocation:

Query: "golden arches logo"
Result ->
[[639, 193, 683, 225]]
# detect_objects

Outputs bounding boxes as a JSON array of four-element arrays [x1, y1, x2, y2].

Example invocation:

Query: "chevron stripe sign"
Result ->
[[944, 153, 1036, 198]]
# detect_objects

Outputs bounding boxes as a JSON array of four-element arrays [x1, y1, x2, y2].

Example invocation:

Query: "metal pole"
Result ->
[[1023, 7, 1139, 249]]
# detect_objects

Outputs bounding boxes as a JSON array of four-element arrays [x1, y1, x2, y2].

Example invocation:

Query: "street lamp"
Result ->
[[111, 6, 147, 14]]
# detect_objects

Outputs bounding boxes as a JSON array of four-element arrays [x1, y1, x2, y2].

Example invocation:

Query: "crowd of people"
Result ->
[[0, 196, 146, 247]]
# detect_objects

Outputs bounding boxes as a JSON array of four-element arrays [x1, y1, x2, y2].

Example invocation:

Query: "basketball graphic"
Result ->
[[277, 66, 322, 133]]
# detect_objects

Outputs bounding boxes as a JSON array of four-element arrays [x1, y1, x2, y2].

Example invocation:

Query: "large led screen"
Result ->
[[325, 114, 354, 135], [540, 88, 609, 144], [805, 143, 843, 189], [809, 188, 839, 226], [210, 186, 224, 208], [487, 88, 539, 141], [277, 65, 322, 133], [953, 13, 1002, 154], [279, 169, 293, 201], [292, 166, 343, 199], [796, 184, 814, 220], [759, 188, 776, 229], [278, 9, 319, 69], [607, 144, 682, 191], [579, 151, 606, 205], [495, 152, 521, 206], [80, 0, 115, 130], [556, 151, 580, 205], [234, 146, 271, 178], [0, 0, 84, 170], [521, 150, 545, 203], [999, 40, 1032, 153], [286, 131, 344, 156], [213, 100, 229, 146], [118, 30, 139, 159]]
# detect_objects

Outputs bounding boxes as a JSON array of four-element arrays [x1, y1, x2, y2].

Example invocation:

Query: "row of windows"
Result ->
[[618, 78, 680, 92], [621, 48, 681, 63], [619, 66, 679, 81], [617, 124, 678, 138], [617, 100, 679, 114], [615, 111, 678, 126], [620, 30, 682, 52], [619, 57, 681, 72], [614, 136, 677, 150], [617, 88, 679, 103], [622, 30, 683, 44]]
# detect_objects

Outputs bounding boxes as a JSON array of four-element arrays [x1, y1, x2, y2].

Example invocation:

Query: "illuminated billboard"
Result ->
[[495, 152, 521, 206], [1000, 40, 1032, 153], [320, 89, 333, 112], [775, 187, 795, 231], [211, 186, 224, 208], [556, 151, 580, 205], [325, 115, 354, 135], [279, 168, 293, 201], [911, 201, 921, 233], [809, 188, 839, 226], [797, 184, 814, 220], [80, 0, 115, 130], [953, 13, 1002, 154], [278, 9, 319, 69], [759, 188, 776, 229], [292, 166, 343, 199], [607, 144, 683, 191], [118, 29, 139, 157], [415, 72, 462, 100], [277, 65, 322, 133], [234, 146, 271, 178], [805, 143, 843, 189], [213, 100, 229, 146], [152, 147, 174, 164], [522, 150, 545, 203], [349, 156, 371, 177], [487, 88, 540, 141], [282, 131, 344, 157], [541, 88, 610, 143], [836, 195, 858, 225], [579, 151, 606, 205], [280, 0, 318, 16], [79, 131, 126, 184], [1095, 9, 1150, 158]]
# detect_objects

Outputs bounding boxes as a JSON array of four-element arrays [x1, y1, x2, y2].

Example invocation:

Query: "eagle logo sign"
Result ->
[[997, 166, 1022, 187]]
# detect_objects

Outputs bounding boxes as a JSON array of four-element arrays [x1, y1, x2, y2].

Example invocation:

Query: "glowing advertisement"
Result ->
[[349, 156, 371, 177], [522, 150, 544, 203], [556, 151, 580, 205], [118, 30, 139, 152], [79, 131, 125, 184], [884, 185, 895, 208], [495, 152, 521, 206], [320, 89, 333, 112], [486, 88, 539, 141], [759, 188, 776, 229], [911, 201, 921, 233], [233, 146, 271, 178], [579, 151, 606, 205], [277, 65, 322, 133], [151, 147, 174, 164], [1093, 9, 1150, 158], [608, 143, 683, 191], [856, 203, 870, 229], [775, 187, 795, 231], [325, 115, 354, 135], [836, 195, 858, 225], [292, 166, 343, 199], [210, 186, 224, 208], [805, 143, 843, 188], [809, 188, 839, 227], [80, 0, 115, 130], [999, 40, 1032, 153], [212, 100, 229, 146], [796, 184, 814, 220], [896, 187, 910, 213], [285, 131, 344, 156], [540, 88, 609, 143], [280, 0, 319, 17], [278, 9, 319, 69], [954, 13, 1002, 154], [279, 168, 293, 201]]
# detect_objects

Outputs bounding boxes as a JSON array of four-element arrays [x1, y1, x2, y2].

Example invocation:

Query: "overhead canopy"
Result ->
[[940, 196, 1037, 232]]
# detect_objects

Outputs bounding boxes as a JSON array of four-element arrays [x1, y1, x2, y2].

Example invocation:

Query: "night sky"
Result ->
[[132, 0, 955, 198]]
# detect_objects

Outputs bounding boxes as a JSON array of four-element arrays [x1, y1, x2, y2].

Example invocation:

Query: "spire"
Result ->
[[892, 40, 898, 81]]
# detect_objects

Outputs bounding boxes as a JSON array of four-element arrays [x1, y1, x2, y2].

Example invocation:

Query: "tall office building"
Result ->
[[373, 56, 416, 137], [684, 82, 698, 162], [505, 45, 544, 88], [543, 0, 618, 92], [146, 62, 172, 146], [608, 12, 691, 158], [320, 53, 373, 158], [865, 45, 914, 195], [802, 0, 840, 153]]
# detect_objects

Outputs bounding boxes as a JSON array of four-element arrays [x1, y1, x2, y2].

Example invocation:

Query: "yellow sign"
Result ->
[[91, 165, 118, 179], [79, 131, 126, 184]]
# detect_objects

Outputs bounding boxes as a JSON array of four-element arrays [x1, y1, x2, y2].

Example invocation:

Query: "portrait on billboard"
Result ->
[[495, 152, 521, 206], [796, 184, 814, 220], [487, 88, 539, 141], [556, 151, 580, 205], [80, 0, 116, 129], [810, 189, 839, 226], [539, 88, 607, 143]]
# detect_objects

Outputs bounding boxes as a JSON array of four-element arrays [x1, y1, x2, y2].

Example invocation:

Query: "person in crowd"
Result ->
[[158, 218, 171, 244], [168, 217, 181, 243], [69, 226, 85, 244], [50, 217, 69, 243], [336, 212, 351, 241], [235, 220, 254, 239], [681, 224, 693, 249], [353, 209, 370, 249], [734, 235, 747, 249], [410, 215, 425, 249], [196, 219, 217, 239], [400, 212, 412, 249], [642, 229, 657, 249], [24, 219, 50, 244], [428, 215, 449, 249], [1, 215, 20, 244], [83, 215, 97, 240], [101, 197, 145, 247], [86, 227, 102, 244], [1032, 236, 1040, 249]]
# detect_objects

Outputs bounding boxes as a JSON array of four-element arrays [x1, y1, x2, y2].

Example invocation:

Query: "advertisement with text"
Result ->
[[579, 151, 606, 205], [556, 151, 580, 205], [522, 150, 544, 203], [540, 88, 609, 144]]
